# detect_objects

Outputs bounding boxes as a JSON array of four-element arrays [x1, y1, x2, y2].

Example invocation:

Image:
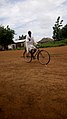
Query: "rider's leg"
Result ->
[[23, 47, 26, 57], [30, 49, 36, 58]]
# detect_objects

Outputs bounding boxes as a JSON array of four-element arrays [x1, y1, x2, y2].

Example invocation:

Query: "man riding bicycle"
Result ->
[[23, 31, 50, 65], [23, 31, 37, 58]]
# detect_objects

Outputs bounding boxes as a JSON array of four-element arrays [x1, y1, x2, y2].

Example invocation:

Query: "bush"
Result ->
[[38, 39, 67, 48]]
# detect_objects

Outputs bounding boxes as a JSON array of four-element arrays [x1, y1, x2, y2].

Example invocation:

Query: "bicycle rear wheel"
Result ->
[[38, 50, 50, 65], [24, 52, 32, 63]]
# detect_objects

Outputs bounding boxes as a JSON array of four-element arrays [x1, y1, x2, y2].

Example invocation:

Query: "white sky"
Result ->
[[0, 0, 67, 41]]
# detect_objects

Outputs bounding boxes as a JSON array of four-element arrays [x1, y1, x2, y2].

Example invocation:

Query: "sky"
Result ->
[[0, 0, 67, 41]]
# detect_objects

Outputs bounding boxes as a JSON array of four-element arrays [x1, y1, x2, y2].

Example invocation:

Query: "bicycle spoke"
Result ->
[[38, 50, 50, 65], [24, 52, 32, 63]]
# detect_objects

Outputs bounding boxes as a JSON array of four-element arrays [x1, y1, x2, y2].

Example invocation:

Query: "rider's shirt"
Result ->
[[25, 35, 36, 53]]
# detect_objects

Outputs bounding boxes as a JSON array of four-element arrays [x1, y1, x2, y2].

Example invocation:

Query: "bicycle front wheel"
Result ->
[[38, 50, 50, 65], [24, 52, 32, 63]]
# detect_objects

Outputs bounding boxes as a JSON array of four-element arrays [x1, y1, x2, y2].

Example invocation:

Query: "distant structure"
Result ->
[[38, 37, 53, 44]]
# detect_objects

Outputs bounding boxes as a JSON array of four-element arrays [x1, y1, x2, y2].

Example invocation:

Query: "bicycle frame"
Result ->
[[23, 47, 50, 65], [31, 48, 40, 59]]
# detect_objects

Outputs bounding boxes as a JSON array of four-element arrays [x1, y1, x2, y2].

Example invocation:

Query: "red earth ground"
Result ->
[[0, 46, 67, 119]]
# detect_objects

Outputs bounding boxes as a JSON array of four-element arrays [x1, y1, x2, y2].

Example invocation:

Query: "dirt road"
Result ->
[[0, 46, 67, 119]]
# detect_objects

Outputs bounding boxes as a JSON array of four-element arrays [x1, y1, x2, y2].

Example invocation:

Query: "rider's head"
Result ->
[[28, 31, 32, 37]]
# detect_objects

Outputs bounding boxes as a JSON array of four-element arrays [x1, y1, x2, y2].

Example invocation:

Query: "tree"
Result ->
[[19, 34, 26, 40], [52, 16, 63, 40], [61, 24, 67, 38], [0, 25, 15, 50]]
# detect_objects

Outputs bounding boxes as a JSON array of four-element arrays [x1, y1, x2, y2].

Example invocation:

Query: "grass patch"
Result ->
[[38, 39, 67, 48]]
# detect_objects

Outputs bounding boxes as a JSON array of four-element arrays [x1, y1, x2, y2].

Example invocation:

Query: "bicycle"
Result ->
[[23, 47, 50, 65]]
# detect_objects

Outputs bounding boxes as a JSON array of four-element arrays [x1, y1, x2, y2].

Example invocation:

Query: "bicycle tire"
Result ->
[[23, 52, 32, 63], [38, 50, 50, 65]]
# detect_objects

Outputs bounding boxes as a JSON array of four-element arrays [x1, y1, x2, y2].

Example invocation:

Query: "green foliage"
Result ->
[[19, 34, 26, 40], [61, 24, 67, 38], [39, 39, 67, 48], [52, 16, 63, 41], [16, 47, 24, 50], [0, 25, 15, 50]]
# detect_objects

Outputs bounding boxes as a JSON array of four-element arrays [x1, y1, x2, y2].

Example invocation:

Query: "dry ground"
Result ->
[[0, 46, 67, 119]]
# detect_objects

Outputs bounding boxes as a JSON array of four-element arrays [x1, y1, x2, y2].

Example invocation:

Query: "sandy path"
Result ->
[[0, 46, 67, 119]]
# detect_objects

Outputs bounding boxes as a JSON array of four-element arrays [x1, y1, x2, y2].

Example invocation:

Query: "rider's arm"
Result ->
[[32, 37, 37, 46], [25, 36, 30, 53]]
